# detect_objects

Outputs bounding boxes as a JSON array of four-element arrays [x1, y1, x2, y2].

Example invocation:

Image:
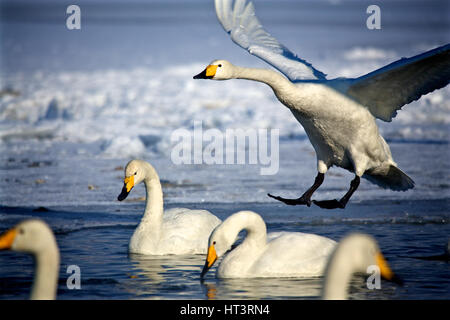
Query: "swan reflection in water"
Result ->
[[201, 277, 323, 300], [201, 276, 400, 300], [121, 252, 398, 299], [123, 253, 204, 298], [124, 252, 324, 299]]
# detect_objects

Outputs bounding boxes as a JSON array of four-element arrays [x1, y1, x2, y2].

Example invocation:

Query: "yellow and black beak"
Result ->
[[200, 244, 218, 280], [0, 228, 17, 250], [193, 65, 218, 79], [376, 252, 403, 285], [117, 175, 135, 201]]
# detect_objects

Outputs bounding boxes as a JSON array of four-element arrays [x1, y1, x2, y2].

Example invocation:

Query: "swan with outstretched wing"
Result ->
[[194, 0, 450, 209]]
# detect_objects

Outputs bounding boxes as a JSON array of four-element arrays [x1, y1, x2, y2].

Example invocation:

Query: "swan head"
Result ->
[[200, 213, 245, 279], [337, 234, 401, 281], [323, 233, 402, 299], [117, 159, 158, 201], [0, 219, 57, 255], [193, 60, 235, 80], [200, 228, 229, 280]]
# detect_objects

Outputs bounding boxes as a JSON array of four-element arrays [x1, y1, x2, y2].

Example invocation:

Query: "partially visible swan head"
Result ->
[[0, 219, 60, 300], [200, 223, 232, 280], [193, 60, 235, 80], [200, 210, 262, 279], [0, 219, 57, 255], [322, 233, 402, 300], [117, 159, 158, 201]]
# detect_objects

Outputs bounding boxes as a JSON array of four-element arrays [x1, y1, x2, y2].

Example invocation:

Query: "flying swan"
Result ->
[[117, 159, 221, 255], [200, 210, 336, 279], [194, 0, 450, 209], [322, 233, 402, 300], [0, 219, 60, 300]]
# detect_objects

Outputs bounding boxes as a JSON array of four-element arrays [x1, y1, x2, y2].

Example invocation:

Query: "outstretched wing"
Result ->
[[346, 44, 450, 122], [215, 0, 326, 81]]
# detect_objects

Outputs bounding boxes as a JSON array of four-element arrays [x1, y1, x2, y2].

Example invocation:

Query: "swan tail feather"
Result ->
[[363, 165, 415, 191]]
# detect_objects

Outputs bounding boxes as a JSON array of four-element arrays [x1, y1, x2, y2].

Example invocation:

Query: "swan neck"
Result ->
[[322, 250, 353, 300], [31, 243, 60, 300], [234, 66, 293, 93], [142, 176, 164, 225], [230, 212, 267, 249]]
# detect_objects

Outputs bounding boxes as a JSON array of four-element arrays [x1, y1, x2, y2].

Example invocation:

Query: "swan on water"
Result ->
[[200, 210, 336, 279], [0, 219, 59, 300], [322, 233, 402, 300], [194, 0, 450, 209], [117, 159, 221, 255]]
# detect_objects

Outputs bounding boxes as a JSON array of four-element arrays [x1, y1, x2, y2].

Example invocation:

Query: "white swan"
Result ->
[[117, 159, 221, 255], [200, 210, 336, 279], [322, 233, 402, 300], [0, 219, 60, 300], [194, 0, 450, 209]]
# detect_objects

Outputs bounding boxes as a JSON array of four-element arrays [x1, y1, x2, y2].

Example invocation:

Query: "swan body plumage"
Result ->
[[195, 0, 450, 209], [0, 219, 60, 300], [117, 159, 221, 255], [201, 210, 336, 278]]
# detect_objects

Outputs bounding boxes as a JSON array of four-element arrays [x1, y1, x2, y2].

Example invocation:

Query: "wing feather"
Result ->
[[215, 0, 326, 81], [347, 44, 450, 122]]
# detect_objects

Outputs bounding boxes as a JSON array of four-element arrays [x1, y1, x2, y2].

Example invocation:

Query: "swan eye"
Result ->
[[218, 64, 222, 67], [213, 241, 216, 245], [19, 228, 24, 235], [134, 172, 137, 176]]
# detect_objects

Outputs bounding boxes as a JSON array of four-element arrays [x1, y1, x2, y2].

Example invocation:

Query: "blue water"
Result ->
[[0, 141, 449, 300], [0, 0, 449, 300], [0, 198, 449, 300]]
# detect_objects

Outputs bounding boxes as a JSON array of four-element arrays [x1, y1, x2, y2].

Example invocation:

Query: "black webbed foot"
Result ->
[[267, 193, 312, 206], [312, 199, 345, 209], [312, 175, 360, 210]]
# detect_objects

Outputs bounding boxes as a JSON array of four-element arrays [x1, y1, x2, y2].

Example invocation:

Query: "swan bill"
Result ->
[[0, 228, 17, 250], [193, 65, 217, 79], [200, 244, 217, 279], [376, 252, 403, 285], [117, 184, 130, 201], [124, 175, 134, 192], [118, 176, 135, 201]]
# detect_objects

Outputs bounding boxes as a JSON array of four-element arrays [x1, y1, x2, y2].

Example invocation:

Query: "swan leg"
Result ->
[[268, 172, 324, 206], [313, 175, 360, 209]]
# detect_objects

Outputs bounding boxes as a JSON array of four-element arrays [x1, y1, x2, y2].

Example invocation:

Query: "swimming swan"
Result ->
[[194, 0, 450, 209], [200, 210, 336, 279], [322, 233, 402, 300], [117, 159, 221, 255], [0, 219, 60, 300]]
